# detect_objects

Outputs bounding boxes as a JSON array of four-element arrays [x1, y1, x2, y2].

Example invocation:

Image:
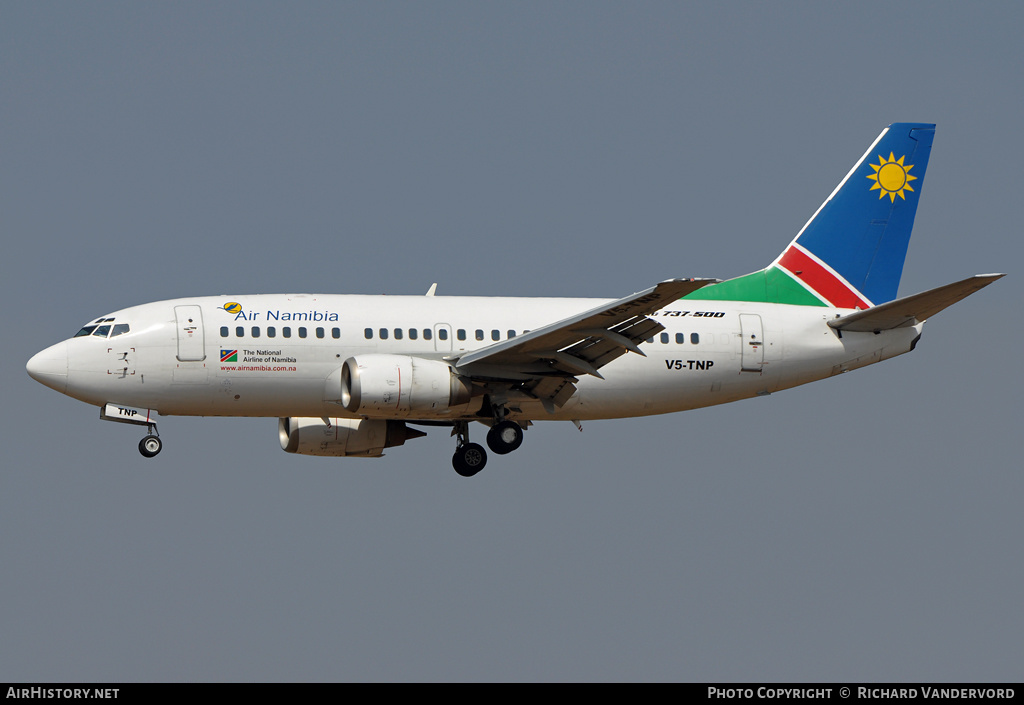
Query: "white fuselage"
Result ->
[[34, 293, 923, 423]]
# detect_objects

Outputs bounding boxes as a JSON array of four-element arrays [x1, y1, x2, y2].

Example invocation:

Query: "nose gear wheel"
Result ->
[[139, 434, 162, 457]]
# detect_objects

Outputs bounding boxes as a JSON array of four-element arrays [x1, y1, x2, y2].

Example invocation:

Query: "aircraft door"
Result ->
[[433, 324, 453, 352], [175, 305, 206, 361], [740, 313, 764, 372]]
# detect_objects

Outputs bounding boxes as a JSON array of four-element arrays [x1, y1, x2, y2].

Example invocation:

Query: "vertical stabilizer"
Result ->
[[687, 123, 935, 308]]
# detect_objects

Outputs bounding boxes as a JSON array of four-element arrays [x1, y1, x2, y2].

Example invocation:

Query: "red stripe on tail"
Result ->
[[778, 247, 872, 309]]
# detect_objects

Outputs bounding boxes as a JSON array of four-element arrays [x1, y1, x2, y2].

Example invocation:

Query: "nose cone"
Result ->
[[27, 341, 69, 394]]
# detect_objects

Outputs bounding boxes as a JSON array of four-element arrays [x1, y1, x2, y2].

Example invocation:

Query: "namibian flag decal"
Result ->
[[221, 350, 238, 363]]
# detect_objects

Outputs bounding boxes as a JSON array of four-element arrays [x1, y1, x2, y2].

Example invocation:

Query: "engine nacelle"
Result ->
[[279, 417, 425, 457], [336, 354, 473, 417]]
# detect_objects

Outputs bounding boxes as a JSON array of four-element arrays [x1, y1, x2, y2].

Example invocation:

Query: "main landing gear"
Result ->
[[452, 421, 487, 477], [486, 420, 524, 455], [451, 411, 527, 477]]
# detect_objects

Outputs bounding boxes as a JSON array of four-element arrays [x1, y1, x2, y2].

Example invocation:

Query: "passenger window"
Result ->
[[332, 328, 340, 339], [508, 330, 516, 338], [267, 327, 276, 338], [93, 325, 111, 337], [379, 328, 388, 340], [74, 326, 98, 337], [457, 329, 465, 341], [252, 326, 260, 338], [646, 337, 654, 344], [424, 329, 433, 340], [283, 327, 291, 338], [220, 326, 229, 338], [394, 328, 403, 340], [236, 326, 244, 337], [316, 327, 325, 339], [111, 324, 130, 338], [475, 329, 484, 341], [660, 333, 669, 344], [491, 330, 500, 341], [691, 333, 699, 344], [676, 333, 685, 344], [299, 327, 307, 338], [409, 328, 418, 340], [364, 328, 373, 340]]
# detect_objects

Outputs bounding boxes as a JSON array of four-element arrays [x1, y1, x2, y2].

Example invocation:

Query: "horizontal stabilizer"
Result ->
[[828, 274, 1005, 332]]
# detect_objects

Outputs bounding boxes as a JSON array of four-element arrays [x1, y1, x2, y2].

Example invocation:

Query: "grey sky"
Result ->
[[2, 2, 1021, 681]]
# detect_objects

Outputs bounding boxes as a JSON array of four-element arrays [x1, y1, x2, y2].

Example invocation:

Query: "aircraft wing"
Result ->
[[828, 274, 1005, 333], [452, 278, 716, 407]]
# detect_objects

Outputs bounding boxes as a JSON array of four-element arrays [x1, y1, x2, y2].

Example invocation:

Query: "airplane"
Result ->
[[27, 123, 1003, 476]]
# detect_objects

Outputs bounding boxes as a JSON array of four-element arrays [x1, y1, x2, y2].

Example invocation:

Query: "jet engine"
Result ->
[[335, 354, 473, 417], [279, 417, 425, 457]]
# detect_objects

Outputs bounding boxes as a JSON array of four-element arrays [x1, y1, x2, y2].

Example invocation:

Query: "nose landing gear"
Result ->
[[99, 403, 164, 458], [139, 432, 162, 458]]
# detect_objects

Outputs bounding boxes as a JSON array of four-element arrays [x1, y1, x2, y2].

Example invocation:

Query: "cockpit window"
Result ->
[[74, 325, 98, 337], [92, 325, 111, 337], [110, 324, 130, 337]]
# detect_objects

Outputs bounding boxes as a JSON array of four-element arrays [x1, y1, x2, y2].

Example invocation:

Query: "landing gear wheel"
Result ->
[[486, 420, 524, 455], [453, 442, 487, 477], [139, 435, 162, 458]]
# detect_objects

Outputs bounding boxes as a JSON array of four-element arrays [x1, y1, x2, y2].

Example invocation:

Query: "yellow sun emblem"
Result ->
[[866, 152, 917, 202]]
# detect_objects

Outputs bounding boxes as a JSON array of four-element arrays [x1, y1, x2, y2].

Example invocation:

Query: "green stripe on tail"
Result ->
[[683, 267, 827, 306]]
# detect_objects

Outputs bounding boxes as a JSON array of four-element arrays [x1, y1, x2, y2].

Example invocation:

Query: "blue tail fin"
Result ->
[[686, 123, 935, 308], [785, 122, 935, 306]]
